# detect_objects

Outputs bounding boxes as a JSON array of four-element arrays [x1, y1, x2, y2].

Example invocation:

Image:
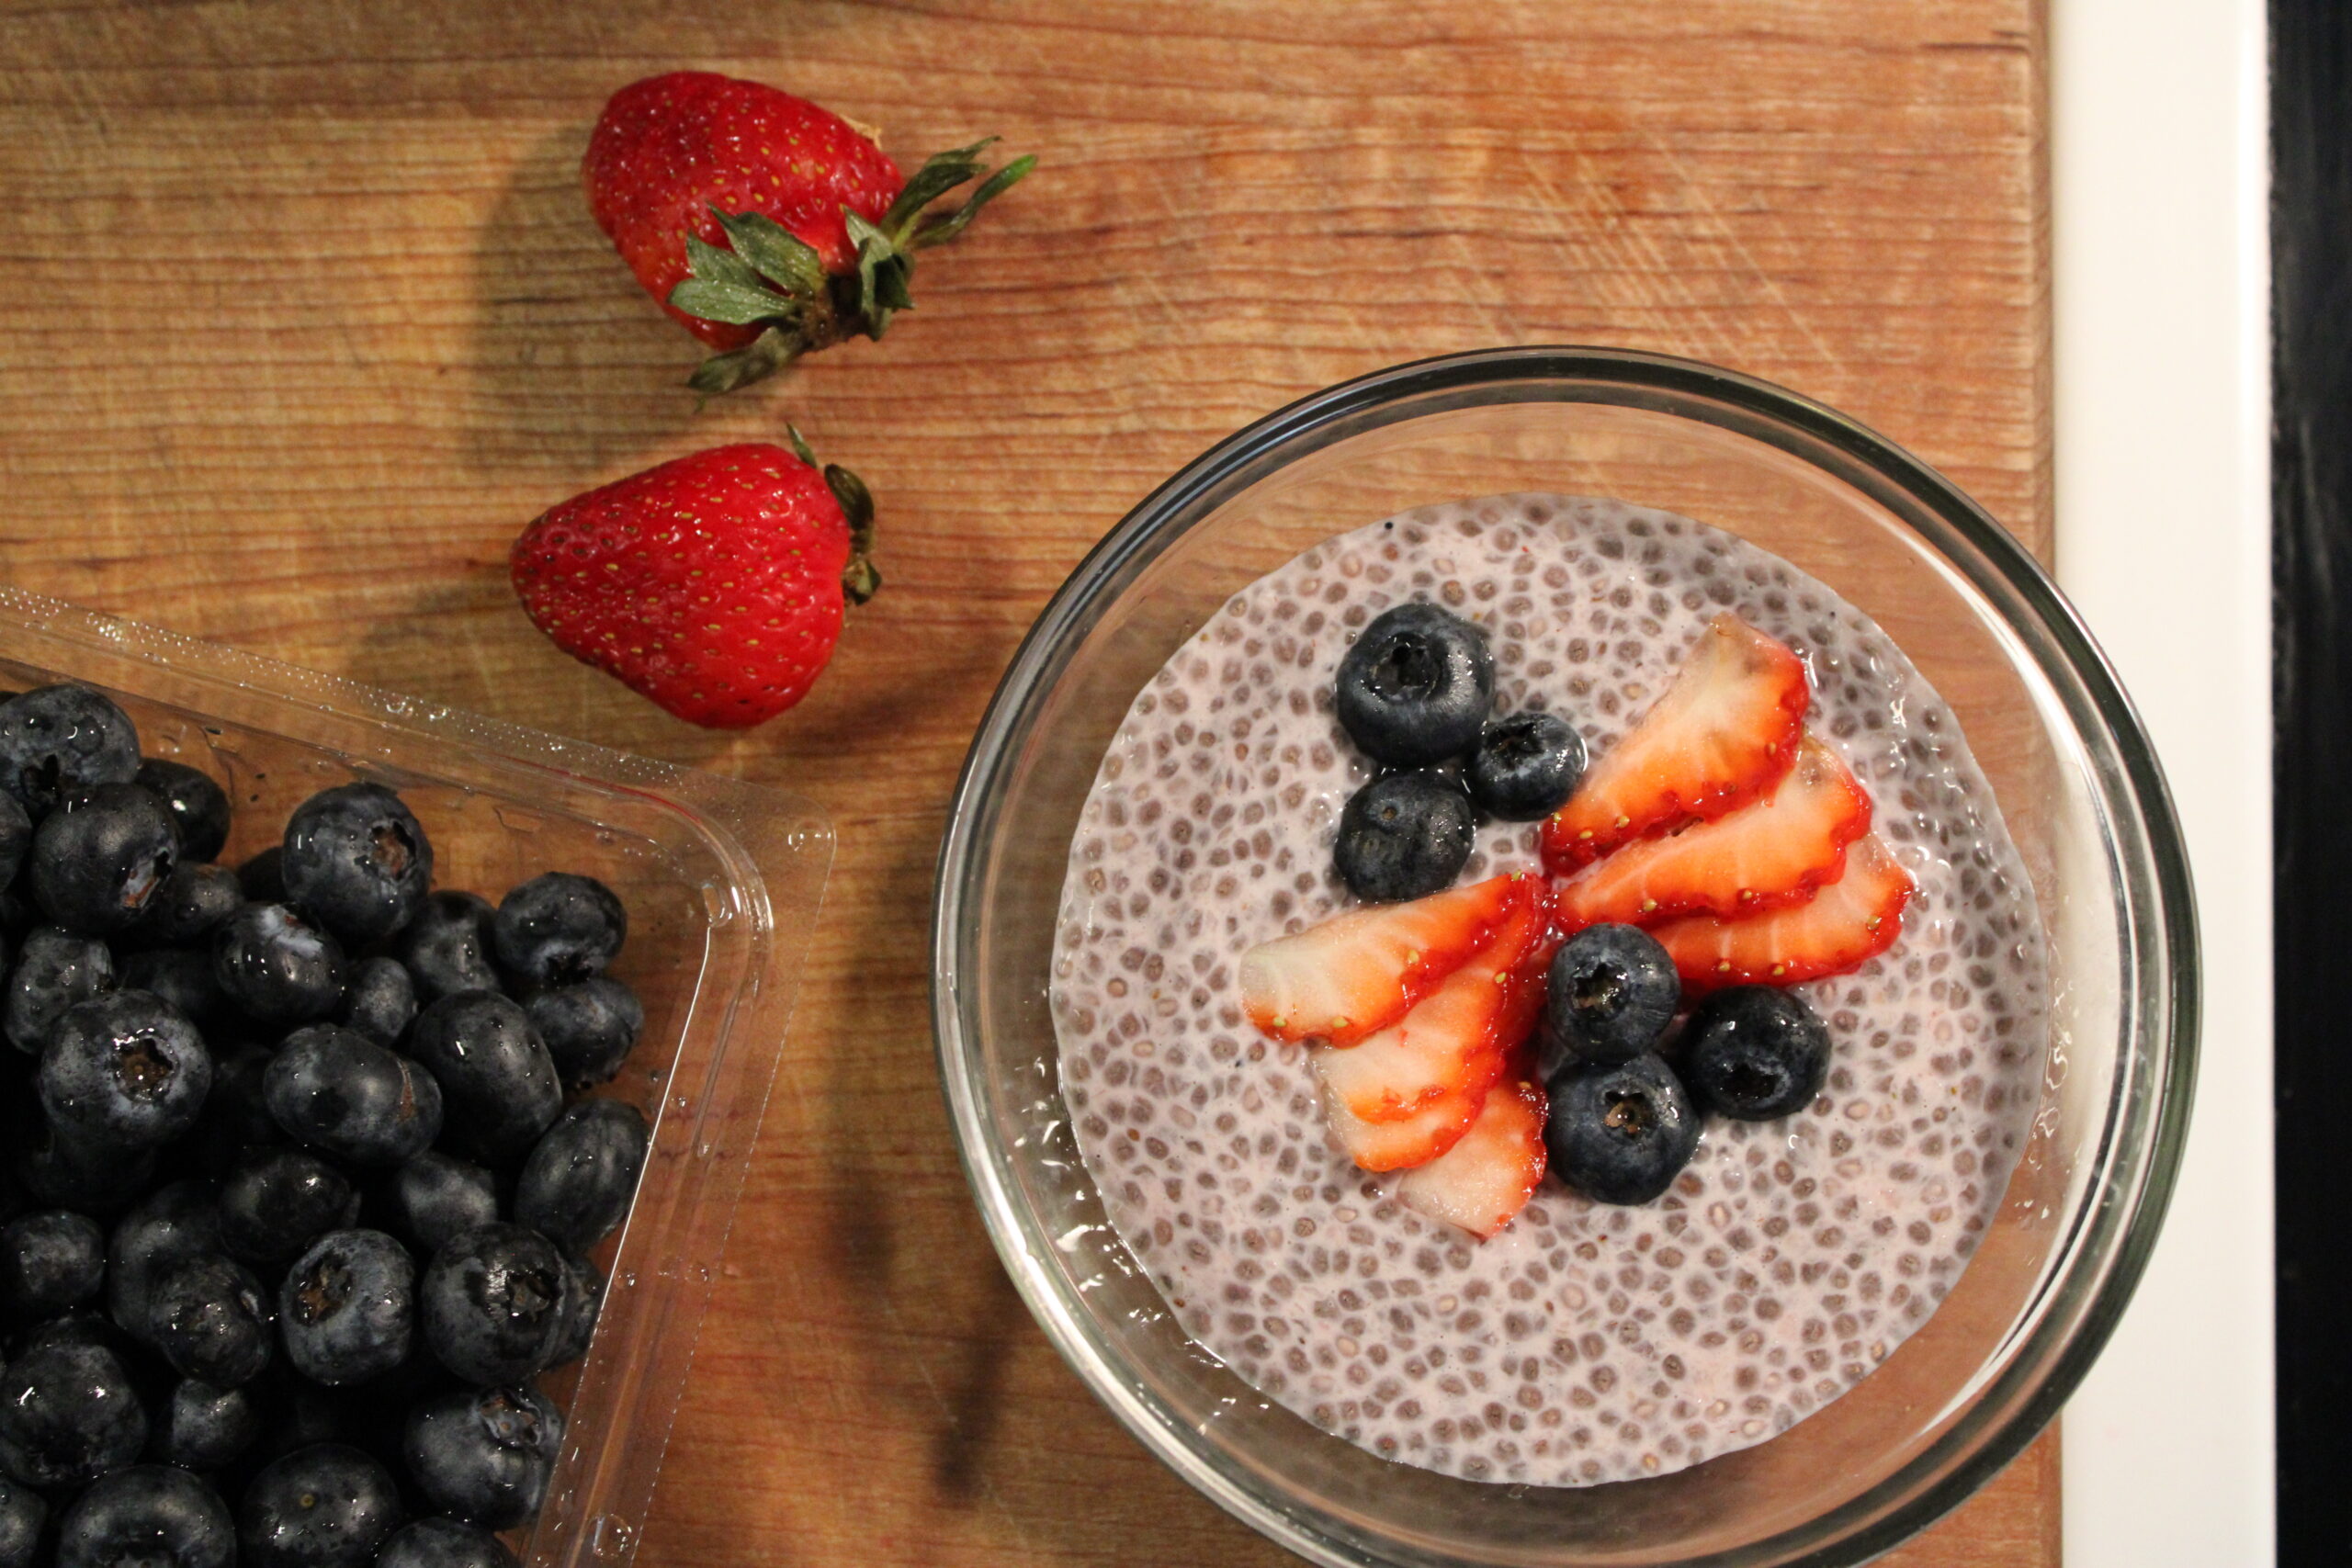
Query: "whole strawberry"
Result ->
[[582, 71, 1034, 394], [510, 435, 876, 728]]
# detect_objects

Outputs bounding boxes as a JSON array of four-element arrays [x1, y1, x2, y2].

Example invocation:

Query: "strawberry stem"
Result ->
[[786, 425, 881, 606], [666, 139, 1035, 395]]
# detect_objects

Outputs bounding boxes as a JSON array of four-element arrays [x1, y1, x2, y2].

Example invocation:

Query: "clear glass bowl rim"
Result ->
[[932, 344, 2199, 1567]]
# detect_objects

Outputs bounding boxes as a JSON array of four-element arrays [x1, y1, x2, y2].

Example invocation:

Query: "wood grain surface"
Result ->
[[0, 3, 2056, 1563]]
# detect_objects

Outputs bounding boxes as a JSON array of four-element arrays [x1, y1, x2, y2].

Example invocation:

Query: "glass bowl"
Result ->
[[931, 347, 2195, 1566], [0, 587, 831, 1568]]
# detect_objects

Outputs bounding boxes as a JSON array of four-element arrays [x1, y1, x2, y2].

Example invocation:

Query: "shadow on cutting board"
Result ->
[[466, 122, 707, 484]]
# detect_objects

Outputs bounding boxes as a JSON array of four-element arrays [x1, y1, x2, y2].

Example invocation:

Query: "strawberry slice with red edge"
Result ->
[[1541, 614, 1810, 872], [1314, 877, 1545, 1124], [1551, 737, 1872, 932], [1318, 1032, 1510, 1134], [1240, 874, 1520, 1047], [1317, 1065, 1490, 1172], [1396, 1076, 1549, 1238], [1651, 831, 1915, 994]]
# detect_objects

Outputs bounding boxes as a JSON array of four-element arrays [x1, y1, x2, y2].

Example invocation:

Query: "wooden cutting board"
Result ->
[[0, 2, 2057, 1563]]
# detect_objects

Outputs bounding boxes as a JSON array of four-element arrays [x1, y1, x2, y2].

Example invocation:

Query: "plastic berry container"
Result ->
[[932, 348, 2197, 1567], [0, 584, 831, 1567]]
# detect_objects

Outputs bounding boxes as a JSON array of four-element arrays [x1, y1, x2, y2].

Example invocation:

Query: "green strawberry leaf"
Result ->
[[668, 139, 1034, 396], [844, 211, 904, 338], [872, 254, 915, 313], [881, 138, 1000, 237], [684, 232, 763, 291], [684, 328, 803, 397], [668, 277, 804, 327], [823, 462, 876, 547], [709, 208, 828, 298], [909, 153, 1037, 250]]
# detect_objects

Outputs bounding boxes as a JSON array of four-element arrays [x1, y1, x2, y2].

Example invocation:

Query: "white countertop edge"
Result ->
[[2051, 0, 2276, 1562]]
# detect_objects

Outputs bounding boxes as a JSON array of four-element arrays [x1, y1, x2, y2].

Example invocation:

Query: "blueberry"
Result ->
[[1539, 924, 1679, 1070], [525, 976, 643, 1090], [0, 1340, 149, 1487], [11, 1309, 129, 1361], [154, 1378, 263, 1471], [264, 1025, 443, 1168], [0, 685, 141, 819], [6, 925, 116, 1055], [514, 1100, 648, 1252], [418, 1224, 565, 1385], [237, 1443, 403, 1568], [214, 903, 345, 1026], [1680, 986, 1832, 1121], [119, 948, 230, 1027], [0, 795, 29, 897], [0, 1210, 106, 1318], [136, 760, 232, 865], [1544, 1053, 1702, 1206], [0, 1476, 40, 1568], [402, 1384, 561, 1531], [546, 1251, 603, 1370], [492, 874, 626, 987], [40, 989, 213, 1153], [382, 1154, 497, 1256], [1466, 711, 1587, 820], [28, 782, 179, 937], [57, 1464, 234, 1568], [1333, 603, 1494, 766], [147, 1254, 273, 1386], [279, 1230, 414, 1387], [375, 1517, 517, 1568], [281, 785, 433, 948], [335, 957, 415, 1049], [218, 1149, 359, 1269], [393, 894, 502, 1005], [15, 1119, 155, 1213], [134, 863, 244, 950], [108, 1181, 222, 1343], [404, 995, 560, 1165], [1332, 771, 1475, 901]]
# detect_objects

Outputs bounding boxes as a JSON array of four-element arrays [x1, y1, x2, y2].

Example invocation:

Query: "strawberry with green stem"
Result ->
[[508, 430, 876, 729], [583, 72, 1035, 395]]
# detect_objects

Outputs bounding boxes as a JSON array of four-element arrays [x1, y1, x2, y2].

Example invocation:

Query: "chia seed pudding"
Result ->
[[1048, 493, 2048, 1487]]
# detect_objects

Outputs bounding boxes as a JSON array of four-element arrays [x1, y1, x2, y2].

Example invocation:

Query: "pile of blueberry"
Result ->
[[1540, 925, 1829, 1203], [1330, 604, 1586, 901], [0, 684, 653, 1568]]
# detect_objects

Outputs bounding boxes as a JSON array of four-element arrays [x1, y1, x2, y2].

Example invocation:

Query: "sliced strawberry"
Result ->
[[1320, 1032, 1510, 1132], [1315, 880, 1544, 1123], [1541, 614, 1810, 871], [1396, 1076, 1549, 1237], [1317, 1063, 1489, 1172], [1651, 831, 1915, 994], [1239, 874, 1520, 1047], [1552, 737, 1871, 931], [1494, 881, 1559, 1053]]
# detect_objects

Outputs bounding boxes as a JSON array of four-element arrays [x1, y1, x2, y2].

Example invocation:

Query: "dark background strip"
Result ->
[[2274, 1, 2347, 1561]]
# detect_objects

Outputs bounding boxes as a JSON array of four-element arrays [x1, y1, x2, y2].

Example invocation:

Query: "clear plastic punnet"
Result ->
[[0, 586, 831, 1568]]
